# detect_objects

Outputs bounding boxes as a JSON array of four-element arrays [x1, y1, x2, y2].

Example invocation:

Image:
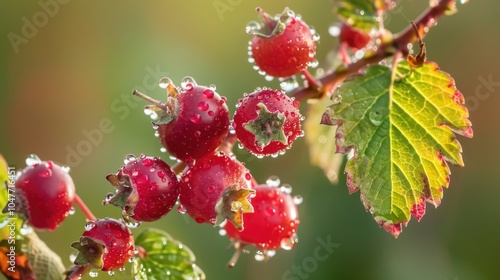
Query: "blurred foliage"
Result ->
[[0, 1, 499, 279]]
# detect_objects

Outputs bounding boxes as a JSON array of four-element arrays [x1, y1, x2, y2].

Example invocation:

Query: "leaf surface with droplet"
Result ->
[[321, 61, 472, 237], [132, 228, 205, 280]]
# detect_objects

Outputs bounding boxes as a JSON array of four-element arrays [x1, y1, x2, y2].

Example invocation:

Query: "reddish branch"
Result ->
[[291, 0, 456, 101]]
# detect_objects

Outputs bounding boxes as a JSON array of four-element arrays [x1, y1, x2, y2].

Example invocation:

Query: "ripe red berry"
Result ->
[[248, 7, 318, 78], [233, 88, 303, 157], [104, 154, 180, 223], [71, 218, 134, 271], [9, 154, 75, 230], [339, 23, 371, 49], [134, 77, 229, 162], [178, 152, 254, 228], [224, 183, 300, 266]]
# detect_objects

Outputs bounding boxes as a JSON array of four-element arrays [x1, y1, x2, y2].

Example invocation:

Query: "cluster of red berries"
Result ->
[[3, 5, 373, 276]]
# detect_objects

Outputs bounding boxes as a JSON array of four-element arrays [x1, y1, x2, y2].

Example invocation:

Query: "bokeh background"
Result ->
[[1, 1, 499, 279]]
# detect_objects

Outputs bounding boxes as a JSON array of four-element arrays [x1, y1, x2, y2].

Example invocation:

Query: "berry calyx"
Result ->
[[178, 152, 254, 228], [71, 218, 134, 271], [224, 183, 300, 266], [339, 23, 371, 50], [6, 154, 75, 230], [133, 77, 230, 161], [248, 7, 318, 78], [233, 88, 303, 157], [104, 154, 180, 223]]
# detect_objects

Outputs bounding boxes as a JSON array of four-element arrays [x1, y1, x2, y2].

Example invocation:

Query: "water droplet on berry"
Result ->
[[68, 207, 76, 215], [61, 165, 71, 173], [279, 184, 293, 194], [124, 219, 140, 228], [89, 270, 98, 278], [107, 271, 115, 276], [198, 101, 209, 111], [265, 206, 275, 216], [85, 221, 96, 231], [177, 204, 187, 214], [280, 234, 298, 250], [248, 57, 255, 63], [190, 114, 202, 124], [25, 154, 41, 166], [308, 59, 319, 68], [131, 170, 139, 177], [181, 76, 197, 89], [265, 75, 274, 81], [203, 89, 214, 99], [69, 253, 77, 262], [160, 147, 167, 153], [266, 176, 280, 187], [39, 169, 52, 178], [159, 77, 173, 88], [124, 154, 136, 164], [104, 193, 114, 203], [293, 195, 303, 205], [245, 21, 261, 34], [218, 228, 226, 236], [195, 217, 204, 223]]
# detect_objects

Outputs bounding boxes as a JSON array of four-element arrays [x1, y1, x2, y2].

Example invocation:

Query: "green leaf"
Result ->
[[336, 0, 378, 31], [132, 228, 206, 280], [322, 62, 472, 237], [304, 97, 345, 184]]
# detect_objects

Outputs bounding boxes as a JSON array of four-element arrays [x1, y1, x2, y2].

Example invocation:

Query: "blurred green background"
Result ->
[[1, 1, 499, 279]]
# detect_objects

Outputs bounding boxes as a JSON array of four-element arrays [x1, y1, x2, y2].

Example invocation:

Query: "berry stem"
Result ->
[[256, 7, 275, 30], [73, 194, 97, 221], [172, 161, 187, 174], [227, 242, 244, 268], [132, 89, 168, 111], [290, 0, 456, 101], [301, 69, 323, 92]]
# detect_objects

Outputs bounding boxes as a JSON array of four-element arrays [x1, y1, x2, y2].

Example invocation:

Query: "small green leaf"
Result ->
[[132, 228, 205, 280], [304, 97, 345, 184], [336, 0, 378, 31], [322, 61, 472, 237]]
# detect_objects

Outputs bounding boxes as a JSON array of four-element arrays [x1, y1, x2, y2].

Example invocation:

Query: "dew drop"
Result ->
[[218, 229, 226, 236], [368, 108, 388, 126], [203, 89, 214, 98], [154, 130, 160, 137], [20, 225, 33, 235], [280, 233, 299, 250], [279, 184, 293, 194], [312, 33, 321, 41], [190, 114, 202, 124], [124, 219, 140, 229], [245, 21, 261, 34], [25, 154, 41, 166], [265, 206, 276, 216], [119, 267, 126, 272], [61, 166, 71, 173], [181, 76, 197, 89], [159, 77, 173, 89], [332, 94, 342, 104], [279, 77, 299, 92], [108, 271, 115, 276], [68, 207, 76, 215], [245, 173, 252, 181], [124, 154, 136, 164], [69, 253, 77, 263], [293, 195, 303, 205], [198, 101, 209, 111], [104, 193, 114, 203], [88, 270, 98, 278], [328, 23, 341, 37], [267, 250, 276, 258], [39, 169, 52, 178], [266, 175, 281, 187], [177, 204, 187, 214], [265, 75, 274, 81], [308, 59, 319, 68], [160, 147, 167, 153], [255, 251, 265, 261], [85, 221, 96, 231], [144, 108, 153, 116]]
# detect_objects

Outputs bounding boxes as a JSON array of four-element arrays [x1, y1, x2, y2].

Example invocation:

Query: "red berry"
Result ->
[[248, 7, 317, 78], [11, 155, 75, 230], [179, 152, 254, 228], [71, 218, 134, 271], [134, 77, 229, 161], [233, 88, 303, 157], [104, 154, 179, 222], [224, 184, 300, 266], [339, 24, 371, 49]]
